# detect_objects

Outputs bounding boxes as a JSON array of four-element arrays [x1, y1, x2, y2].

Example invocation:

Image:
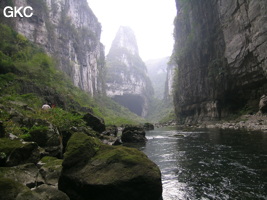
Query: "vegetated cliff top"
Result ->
[[0, 24, 145, 126]]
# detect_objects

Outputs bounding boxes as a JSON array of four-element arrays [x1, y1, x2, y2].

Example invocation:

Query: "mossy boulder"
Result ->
[[25, 120, 62, 158], [33, 184, 70, 200], [59, 132, 162, 200], [0, 163, 44, 189], [143, 123, 154, 131], [62, 132, 101, 169], [0, 178, 69, 200], [38, 156, 63, 186], [0, 178, 41, 200], [0, 138, 40, 167]]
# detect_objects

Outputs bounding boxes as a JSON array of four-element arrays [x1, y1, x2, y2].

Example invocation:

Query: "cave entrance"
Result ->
[[113, 94, 144, 116]]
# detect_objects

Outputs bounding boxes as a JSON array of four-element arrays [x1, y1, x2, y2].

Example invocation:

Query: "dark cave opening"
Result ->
[[113, 94, 144, 116]]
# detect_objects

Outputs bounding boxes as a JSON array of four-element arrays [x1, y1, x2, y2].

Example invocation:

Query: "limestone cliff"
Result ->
[[106, 26, 153, 117], [173, 0, 267, 124], [165, 61, 175, 100], [0, 0, 105, 95], [146, 57, 168, 100]]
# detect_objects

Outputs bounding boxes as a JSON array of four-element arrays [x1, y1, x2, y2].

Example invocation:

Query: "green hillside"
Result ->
[[0, 23, 145, 139]]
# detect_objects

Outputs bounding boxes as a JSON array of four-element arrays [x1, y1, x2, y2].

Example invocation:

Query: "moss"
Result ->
[[0, 138, 24, 154], [0, 178, 30, 199], [93, 145, 151, 166], [63, 132, 101, 168], [0, 23, 145, 132], [40, 156, 62, 171]]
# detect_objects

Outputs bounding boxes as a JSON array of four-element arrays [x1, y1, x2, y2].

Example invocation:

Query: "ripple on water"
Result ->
[[143, 128, 267, 200]]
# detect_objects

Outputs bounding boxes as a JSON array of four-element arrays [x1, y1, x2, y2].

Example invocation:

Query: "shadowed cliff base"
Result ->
[[113, 94, 144, 116]]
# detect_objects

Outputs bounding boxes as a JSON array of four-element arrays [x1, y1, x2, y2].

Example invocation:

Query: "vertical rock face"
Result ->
[[146, 57, 168, 100], [173, 0, 267, 124], [0, 0, 105, 95], [165, 61, 175, 100], [106, 26, 153, 117]]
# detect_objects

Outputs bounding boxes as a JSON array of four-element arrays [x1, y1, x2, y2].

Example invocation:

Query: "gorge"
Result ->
[[106, 26, 154, 117], [1, 0, 267, 199]]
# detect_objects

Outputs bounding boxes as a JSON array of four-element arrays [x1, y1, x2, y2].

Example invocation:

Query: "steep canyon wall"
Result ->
[[106, 27, 153, 117], [0, 0, 105, 95], [173, 0, 267, 124]]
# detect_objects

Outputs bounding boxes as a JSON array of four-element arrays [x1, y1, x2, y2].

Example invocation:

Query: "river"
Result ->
[[140, 127, 267, 200]]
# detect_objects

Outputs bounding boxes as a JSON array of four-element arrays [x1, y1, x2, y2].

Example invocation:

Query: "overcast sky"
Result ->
[[88, 0, 177, 61]]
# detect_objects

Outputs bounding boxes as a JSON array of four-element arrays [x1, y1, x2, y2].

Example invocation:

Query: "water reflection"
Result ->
[[142, 127, 267, 200]]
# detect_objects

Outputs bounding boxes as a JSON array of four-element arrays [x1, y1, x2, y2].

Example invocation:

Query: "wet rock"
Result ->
[[38, 156, 63, 186], [59, 132, 162, 200], [0, 163, 44, 188], [0, 138, 40, 167], [121, 126, 147, 143], [83, 113, 106, 133], [143, 123, 154, 130]]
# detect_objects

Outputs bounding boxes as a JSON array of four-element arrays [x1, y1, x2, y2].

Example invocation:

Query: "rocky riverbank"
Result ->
[[174, 114, 267, 133], [0, 104, 162, 200], [203, 114, 267, 133]]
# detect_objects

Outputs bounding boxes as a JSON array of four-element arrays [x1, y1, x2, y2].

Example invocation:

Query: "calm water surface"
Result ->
[[141, 127, 267, 200]]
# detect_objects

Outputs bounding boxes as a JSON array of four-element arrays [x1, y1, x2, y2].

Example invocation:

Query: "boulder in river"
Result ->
[[121, 125, 147, 143], [143, 123, 154, 130], [58, 132, 162, 200]]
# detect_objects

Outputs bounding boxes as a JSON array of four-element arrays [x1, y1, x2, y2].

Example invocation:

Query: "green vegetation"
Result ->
[[0, 23, 145, 139], [146, 98, 176, 123], [106, 47, 154, 97], [40, 156, 63, 170]]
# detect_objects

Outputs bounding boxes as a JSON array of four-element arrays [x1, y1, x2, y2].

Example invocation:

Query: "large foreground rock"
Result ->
[[59, 132, 162, 200]]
